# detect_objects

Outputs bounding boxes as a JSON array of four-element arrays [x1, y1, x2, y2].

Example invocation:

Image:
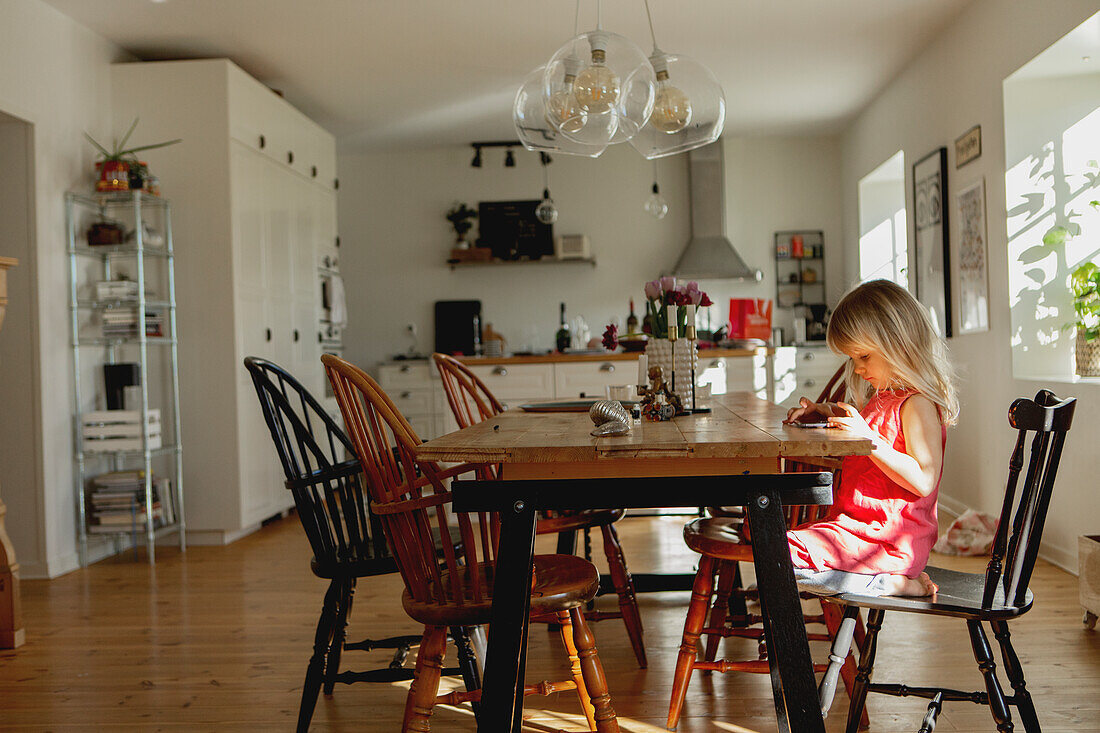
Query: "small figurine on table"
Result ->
[[639, 364, 682, 420]]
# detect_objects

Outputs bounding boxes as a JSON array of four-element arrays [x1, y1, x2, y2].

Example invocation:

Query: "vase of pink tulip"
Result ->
[[640, 277, 712, 409]]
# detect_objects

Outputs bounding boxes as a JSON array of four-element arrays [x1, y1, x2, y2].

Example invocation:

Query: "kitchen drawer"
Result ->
[[387, 387, 435, 416], [467, 363, 554, 400], [699, 355, 768, 397], [377, 361, 434, 390], [554, 360, 628, 399]]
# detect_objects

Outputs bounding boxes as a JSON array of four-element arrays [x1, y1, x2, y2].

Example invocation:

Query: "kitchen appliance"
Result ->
[[435, 300, 482, 356], [554, 234, 590, 260]]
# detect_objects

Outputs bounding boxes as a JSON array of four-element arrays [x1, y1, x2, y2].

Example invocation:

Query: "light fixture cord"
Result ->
[[596, 0, 602, 30], [542, 153, 551, 193], [643, 0, 659, 52]]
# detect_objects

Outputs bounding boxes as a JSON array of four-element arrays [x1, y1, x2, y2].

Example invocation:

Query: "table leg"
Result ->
[[479, 497, 537, 733], [747, 486, 825, 733]]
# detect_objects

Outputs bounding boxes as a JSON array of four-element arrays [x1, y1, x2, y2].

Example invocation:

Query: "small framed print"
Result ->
[[955, 125, 981, 168], [954, 178, 989, 334], [913, 147, 952, 338]]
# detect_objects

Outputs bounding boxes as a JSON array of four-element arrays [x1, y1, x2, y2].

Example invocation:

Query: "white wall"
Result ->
[[839, 0, 1100, 570], [337, 135, 841, 372], [0, 0, 131, 577]]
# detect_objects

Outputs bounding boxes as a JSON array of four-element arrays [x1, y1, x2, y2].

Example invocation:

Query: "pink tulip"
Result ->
[[644, 280, 661, 300], [660, 275, 676, 293]]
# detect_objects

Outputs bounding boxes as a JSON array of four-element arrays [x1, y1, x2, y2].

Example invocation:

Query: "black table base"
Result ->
[[453, 472, 832, 733]]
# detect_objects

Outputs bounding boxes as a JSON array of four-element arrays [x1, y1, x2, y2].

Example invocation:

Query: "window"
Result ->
[[857, 151, 908, 287]]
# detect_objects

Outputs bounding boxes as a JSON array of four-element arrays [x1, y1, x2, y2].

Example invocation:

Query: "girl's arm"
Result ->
[[785, 397, 846, 423], [829, 396, 943, 498]]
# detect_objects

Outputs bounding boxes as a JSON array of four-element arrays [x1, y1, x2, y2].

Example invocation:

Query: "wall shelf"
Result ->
[[448, 256, 596, 271]]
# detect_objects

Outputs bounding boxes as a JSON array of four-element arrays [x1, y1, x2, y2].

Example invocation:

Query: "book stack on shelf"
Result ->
[[86, 470, 176, 534], [101, 308, 164, 338], [95, 280, 140, 301], [81, 409, 162, 452]]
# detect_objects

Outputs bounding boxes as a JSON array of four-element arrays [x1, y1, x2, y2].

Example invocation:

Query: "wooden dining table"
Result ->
[[414, 391, 871, 732]]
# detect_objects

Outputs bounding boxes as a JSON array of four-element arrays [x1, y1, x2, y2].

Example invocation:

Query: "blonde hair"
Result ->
[[826, 279, 959, 426]]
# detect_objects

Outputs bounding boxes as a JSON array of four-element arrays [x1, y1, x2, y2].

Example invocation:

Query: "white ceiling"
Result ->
[[41, 0, 976, 152]]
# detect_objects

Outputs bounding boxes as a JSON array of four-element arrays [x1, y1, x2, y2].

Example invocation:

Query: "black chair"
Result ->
[[243, 357, 481, 731], [815, 389, 1076, 733]]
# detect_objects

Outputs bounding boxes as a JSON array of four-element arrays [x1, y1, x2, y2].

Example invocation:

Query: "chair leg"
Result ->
[[819, 601, 869, 729], [968, 620, 1014, 732], [450, 626, 481, 717], [667, 555, 716, 731], [991, 620, 1041, 733], [726, 562, 749, 625], [845, 607, 884, 733], [704, 560, 737, 663], [569, 606, 619, 732], [323, 577, 354, 695], [298, 579, 340, 733], [403, 625, 448, 733], [558, 609, 597, 731], [599, 523, 647, 668]]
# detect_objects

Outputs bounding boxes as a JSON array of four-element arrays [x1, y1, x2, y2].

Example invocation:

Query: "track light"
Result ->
[[470, 146, 482, 168], [504, 148, 516, 167], [469, 141, 523, 170]]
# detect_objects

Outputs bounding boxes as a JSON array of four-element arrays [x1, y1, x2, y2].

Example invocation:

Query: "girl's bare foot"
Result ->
[[882, 571, 937, 597]]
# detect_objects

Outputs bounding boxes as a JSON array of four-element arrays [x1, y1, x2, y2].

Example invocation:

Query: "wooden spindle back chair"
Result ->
[[245, 357, 447, 732], [432, 352, 647, 668], [323, 353, 620, 732], [813, 389, 1076, 733]]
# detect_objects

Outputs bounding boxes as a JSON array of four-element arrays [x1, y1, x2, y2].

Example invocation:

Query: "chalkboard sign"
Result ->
[[477, 200, 554, 260]]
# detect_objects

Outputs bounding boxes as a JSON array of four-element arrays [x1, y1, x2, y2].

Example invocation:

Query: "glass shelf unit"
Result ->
[[66, 191, 185, 566]]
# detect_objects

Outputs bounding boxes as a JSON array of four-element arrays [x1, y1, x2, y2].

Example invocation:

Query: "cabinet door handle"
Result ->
[[709, 360, 722, 368], [265, 328, 272, 342], [400, 364, 411, 373], [492, 366, 508, 376], [804, 378, 817, 388], [400, 391, 411, 400], [803, 351, 815, 361], [259, 134, 266, 149], [311, 165, 318, 178], [599, 362, 615, 372], [335, 236, 340, 248], [318, 332, 323, 343], [293, 329, 300, 342], [287, 150, 294, 164]]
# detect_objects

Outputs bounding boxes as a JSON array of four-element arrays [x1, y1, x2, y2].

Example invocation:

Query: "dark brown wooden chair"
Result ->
[[323, 353, 619, 732], [668, 362, 869, 730], [432, 352, 647, 668], [814, 389, 1076, 733], [244, 357, 480, 732]]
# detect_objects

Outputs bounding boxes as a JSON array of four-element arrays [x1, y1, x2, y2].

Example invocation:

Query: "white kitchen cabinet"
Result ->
[[696, 353, 770, 400], [554, 360, 626, 399], [378, 363, 440, 441], [111, 59, 338, 544], [772, 346, 844, 408]]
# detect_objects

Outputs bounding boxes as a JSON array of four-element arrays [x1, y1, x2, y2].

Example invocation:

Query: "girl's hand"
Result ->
[[827, 402, 880, 444], [785, 397, 828, 424]]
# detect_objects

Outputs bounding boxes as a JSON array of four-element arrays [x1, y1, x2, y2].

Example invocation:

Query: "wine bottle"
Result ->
[[626, 298, 639, 334], [555, 302, 570, 352]]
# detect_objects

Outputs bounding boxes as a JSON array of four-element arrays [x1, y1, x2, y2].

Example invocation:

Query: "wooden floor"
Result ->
[[3, 513, 1099, 732]]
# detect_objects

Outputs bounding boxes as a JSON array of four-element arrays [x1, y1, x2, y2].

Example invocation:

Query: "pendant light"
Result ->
[[536, 152, 559, 224], [513, 2, 609, 157], [629, 0, 725, 159], [644, 161, 669, 219], [542, 0, 655, 146]]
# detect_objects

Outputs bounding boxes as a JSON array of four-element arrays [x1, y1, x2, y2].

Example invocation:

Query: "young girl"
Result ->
[[783, 279, 958, 597]]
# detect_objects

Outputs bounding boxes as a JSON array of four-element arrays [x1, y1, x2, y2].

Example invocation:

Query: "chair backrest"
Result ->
[[433, 353, 505, 429], [323, 353, 500, 607], [243, 356, 387, 570], [816, 363, 848, 404], [983, 389, 1076, 609]]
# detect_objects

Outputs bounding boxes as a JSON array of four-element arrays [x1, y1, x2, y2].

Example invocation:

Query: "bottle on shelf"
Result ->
[[626, 298, 639, 334], [555, 302, 570, 352]]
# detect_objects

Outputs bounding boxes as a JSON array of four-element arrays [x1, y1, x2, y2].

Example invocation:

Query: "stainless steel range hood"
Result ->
[[670, 140, 763, 282]]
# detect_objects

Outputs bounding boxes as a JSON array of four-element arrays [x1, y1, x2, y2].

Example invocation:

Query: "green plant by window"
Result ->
[[1043, 184, 1100, 342], [84, 117, 181, 163]]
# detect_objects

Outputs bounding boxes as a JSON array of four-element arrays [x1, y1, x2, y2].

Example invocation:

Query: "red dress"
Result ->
[[787, 389, 945, 577]]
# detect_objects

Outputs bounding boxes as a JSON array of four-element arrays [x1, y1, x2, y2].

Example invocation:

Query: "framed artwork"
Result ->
[[913, 147, 952, 338], [954, 178, 989, 334], [954, 125, 982, 168]]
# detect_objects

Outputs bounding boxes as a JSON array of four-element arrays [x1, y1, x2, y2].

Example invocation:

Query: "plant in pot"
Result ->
[[84, 118, 181, 192], [1044, 195, 1100, 377], [446, 203, 478, 250]]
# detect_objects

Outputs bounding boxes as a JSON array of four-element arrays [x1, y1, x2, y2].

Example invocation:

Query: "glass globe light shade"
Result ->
[[536, 193, 559, 224], [630, 52, 725, 160], [513, 66, 608, 157], [544, 30, 655, 146], [644, 184, 669, 219]]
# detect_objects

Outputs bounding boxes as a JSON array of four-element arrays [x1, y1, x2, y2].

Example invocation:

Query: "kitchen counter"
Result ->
[[454, 347, 771, 367]]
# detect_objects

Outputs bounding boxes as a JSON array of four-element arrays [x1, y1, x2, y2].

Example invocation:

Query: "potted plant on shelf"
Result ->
[[446, 203, 478, 250], [84, 118, 181, 193], [1043, 190, 1099, 377]]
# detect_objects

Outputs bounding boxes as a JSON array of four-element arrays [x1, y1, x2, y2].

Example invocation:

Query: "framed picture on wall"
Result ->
[[954, 178, 990, 334], [912, 147, 952, 337]]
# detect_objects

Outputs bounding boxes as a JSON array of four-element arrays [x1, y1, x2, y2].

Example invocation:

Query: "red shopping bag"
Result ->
[[728, 299, 773, 341]]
